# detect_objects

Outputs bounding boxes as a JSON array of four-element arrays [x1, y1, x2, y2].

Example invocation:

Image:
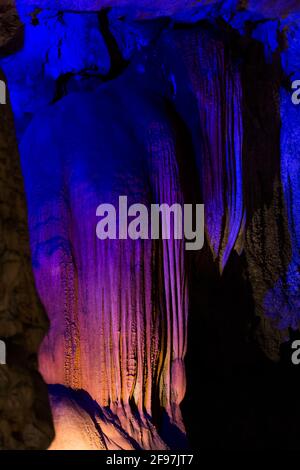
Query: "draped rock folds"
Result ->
[[18, 27, 246, 448]]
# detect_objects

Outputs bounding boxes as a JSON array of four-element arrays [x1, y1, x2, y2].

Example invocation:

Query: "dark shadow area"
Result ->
[[181, 26, 298, 450]]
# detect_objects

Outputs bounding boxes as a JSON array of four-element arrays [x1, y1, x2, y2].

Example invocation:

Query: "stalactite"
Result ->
[[20, 75, 189, 448], [169, 28, 245, 272], [17, 23, 248, 449], [3, 0, 300, 451]]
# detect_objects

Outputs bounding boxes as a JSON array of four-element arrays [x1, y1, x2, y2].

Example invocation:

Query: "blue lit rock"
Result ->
[[1, 7, 110, 136]]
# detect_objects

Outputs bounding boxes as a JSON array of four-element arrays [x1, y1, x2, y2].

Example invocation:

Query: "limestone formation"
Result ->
[[1, 0, 300, 450]]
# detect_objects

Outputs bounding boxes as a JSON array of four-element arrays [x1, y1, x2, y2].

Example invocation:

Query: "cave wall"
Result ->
[[0, 0, 300, 450], [0, 10, 54, 449], [6, 12, 247, 448]]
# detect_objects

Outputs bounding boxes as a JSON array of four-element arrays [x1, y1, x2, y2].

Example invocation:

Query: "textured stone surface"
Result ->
[[1, 8, 110, 137], [1, 0, 300, 451], [16, 24, 254, 449], [0, 1, 54, 450], [20, 65, 189, 449], [0, 68, 54, 448], [0, 3, 23, 56], [12, 1, 300, 17]]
